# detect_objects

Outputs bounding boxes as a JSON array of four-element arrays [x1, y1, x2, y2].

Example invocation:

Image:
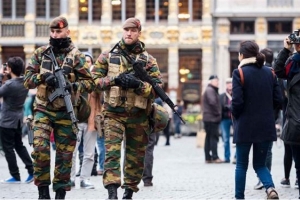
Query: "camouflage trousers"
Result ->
[[31, 109, 77, 192], [103, 110, 150, 192]]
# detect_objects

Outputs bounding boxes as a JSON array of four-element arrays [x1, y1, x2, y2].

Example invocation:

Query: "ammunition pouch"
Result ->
[[104, 86, 148, 110]]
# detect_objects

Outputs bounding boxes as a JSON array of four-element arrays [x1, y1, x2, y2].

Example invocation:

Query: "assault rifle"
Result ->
[[27, 115, 34, 146], [110, 43, 185, 124], [42, 46, 78, 127]]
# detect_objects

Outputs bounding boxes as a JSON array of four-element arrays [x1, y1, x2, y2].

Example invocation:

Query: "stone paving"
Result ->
[[0, 135, 299, 199]]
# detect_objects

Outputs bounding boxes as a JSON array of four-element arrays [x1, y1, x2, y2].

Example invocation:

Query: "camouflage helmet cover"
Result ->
[[151, 103, 169, 133]]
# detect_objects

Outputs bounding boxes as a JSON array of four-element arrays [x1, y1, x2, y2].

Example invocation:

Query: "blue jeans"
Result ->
[[221, 119, 232, 162], [235, 141, 275, 199], [97, 135, 105, 171]]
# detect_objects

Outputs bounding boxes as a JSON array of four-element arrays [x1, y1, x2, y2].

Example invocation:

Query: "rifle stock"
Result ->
[[111, 43, 186, 124], [42, 47, 78, 127]]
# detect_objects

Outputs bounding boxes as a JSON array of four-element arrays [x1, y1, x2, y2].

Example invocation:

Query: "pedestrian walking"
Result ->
[[92, 17, 163, 199], [220, 78, 233, 163], [0, 57, 34, 184], [173, 99, 183, 139], [253, 48, 278, 190], [24, 16, 95, 199], [232, 40, 282, 199], [274, 31, 300, 198], [70, 52, 98, 189], [202, 75, 223, 163]]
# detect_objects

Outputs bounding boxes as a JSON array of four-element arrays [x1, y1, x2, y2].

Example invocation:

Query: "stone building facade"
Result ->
[[0, 0, 299, 107]]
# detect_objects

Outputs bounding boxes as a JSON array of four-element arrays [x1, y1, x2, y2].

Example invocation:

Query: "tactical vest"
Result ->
[[35, 47, 77, 109], [104, 50, 149, 111]]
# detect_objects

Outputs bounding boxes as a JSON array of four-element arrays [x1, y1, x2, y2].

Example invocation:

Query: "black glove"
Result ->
[[119, 74, 141, 89], [65, 82, 72, 93], [65, 82, 79, 93], [43, 72, 56, 87]]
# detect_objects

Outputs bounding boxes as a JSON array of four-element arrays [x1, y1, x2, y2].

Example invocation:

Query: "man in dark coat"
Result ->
[[0, 57, 33, 184], [202, 75, 223, 163]]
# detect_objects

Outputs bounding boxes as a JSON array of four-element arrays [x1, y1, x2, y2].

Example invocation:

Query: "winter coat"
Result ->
[[202, 84, 221, 123], [231, 58, 282, 143], [274, 48, 300, 145]]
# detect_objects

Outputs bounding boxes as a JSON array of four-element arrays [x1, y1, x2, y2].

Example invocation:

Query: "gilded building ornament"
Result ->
[[167, 29, 179, 42], [101, 30, 112, 43], [202, 28, 212, 41]]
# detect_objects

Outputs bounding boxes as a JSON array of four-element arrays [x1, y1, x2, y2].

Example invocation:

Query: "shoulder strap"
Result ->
[[238, 67, 275, 86], [238, 68, 244, 86]]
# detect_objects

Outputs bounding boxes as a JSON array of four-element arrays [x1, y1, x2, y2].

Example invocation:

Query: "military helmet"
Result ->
[[150, 103, 169, 133]]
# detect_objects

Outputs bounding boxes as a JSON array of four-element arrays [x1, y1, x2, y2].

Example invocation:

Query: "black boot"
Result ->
[[91, 149, 98, 176], [122, 188, 133, 200], [38, 186, 51, 200], [55, 188, 66, 200], [76, 152, 83, 177], [106, 184, 119, 200]]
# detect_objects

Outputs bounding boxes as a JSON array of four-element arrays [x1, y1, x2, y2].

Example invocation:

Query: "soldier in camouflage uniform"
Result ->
[[24, 16, 95, 200], [92, 17, 163, 199]]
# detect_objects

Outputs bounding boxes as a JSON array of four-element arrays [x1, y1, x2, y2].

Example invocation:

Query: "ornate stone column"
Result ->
[[216, 18, 230, 92], [101, 0, 112, 26], [256, 17, 267, 48], [60, 0, 69, 16], [201, 0, 213, 93], [135, 0, 145, 25], [168, 0, 178, 25], [24, 0, 35, 41], [168, 45, 179, 103], [23, 44, 35, 66]]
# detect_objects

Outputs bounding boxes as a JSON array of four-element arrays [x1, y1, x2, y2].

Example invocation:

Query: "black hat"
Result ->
[[208, 75, 218, 80]]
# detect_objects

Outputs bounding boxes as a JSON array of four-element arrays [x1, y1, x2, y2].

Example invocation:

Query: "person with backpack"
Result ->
[[231, 40, 282, 199]]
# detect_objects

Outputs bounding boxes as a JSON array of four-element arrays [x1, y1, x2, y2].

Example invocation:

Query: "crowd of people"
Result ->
[[0, 14, 300, 200]]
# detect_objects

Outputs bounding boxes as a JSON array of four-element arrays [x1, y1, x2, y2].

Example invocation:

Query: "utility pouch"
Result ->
[[108, 86, 121, 107], [125, 90, 135, 110], [36, 84, 48, 101], [134, 95, 148, 109]]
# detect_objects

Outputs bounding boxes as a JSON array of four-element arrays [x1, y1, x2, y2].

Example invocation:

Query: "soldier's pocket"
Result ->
[[104, 118, 125, 139]]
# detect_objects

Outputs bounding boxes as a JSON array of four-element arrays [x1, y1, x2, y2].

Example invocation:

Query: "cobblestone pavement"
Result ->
[[0, 135, 298, 199]]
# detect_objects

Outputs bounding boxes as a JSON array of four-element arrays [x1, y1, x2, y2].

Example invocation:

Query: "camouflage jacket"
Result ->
[[24, 43, 95, 110], [92, 40, 163, 99]]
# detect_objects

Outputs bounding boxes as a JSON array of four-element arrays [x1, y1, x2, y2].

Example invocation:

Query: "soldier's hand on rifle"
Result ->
[[43, 72, 57, 87], [120, 74, 141, 89]]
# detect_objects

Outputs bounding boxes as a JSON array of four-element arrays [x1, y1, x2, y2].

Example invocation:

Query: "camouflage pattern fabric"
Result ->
[[31, 109, 77, 191], [24, 43, 95, 192], [92, 40, 163, 192], [102, 108, 150, 192]]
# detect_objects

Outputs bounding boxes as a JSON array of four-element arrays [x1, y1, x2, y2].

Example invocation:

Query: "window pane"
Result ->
[[2, 0, 12, 17], [193, 0, 202, 20], [178, 0, 189, 22], [160, 0, 168, 20], [16, 0, 26, 17], [79, 0, 88, 20], [50, 0, 60, 17], [36, 0, 46, 17], [126, 0, 135, 18], [230, 21, 254, 34], [146, 0, 155, 21], [92, 0, 102, 21], [112, 1, 121, 20], [179, 49, 202, 81], [268, 21, 292, 34], [268, 0, 292, 7]]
